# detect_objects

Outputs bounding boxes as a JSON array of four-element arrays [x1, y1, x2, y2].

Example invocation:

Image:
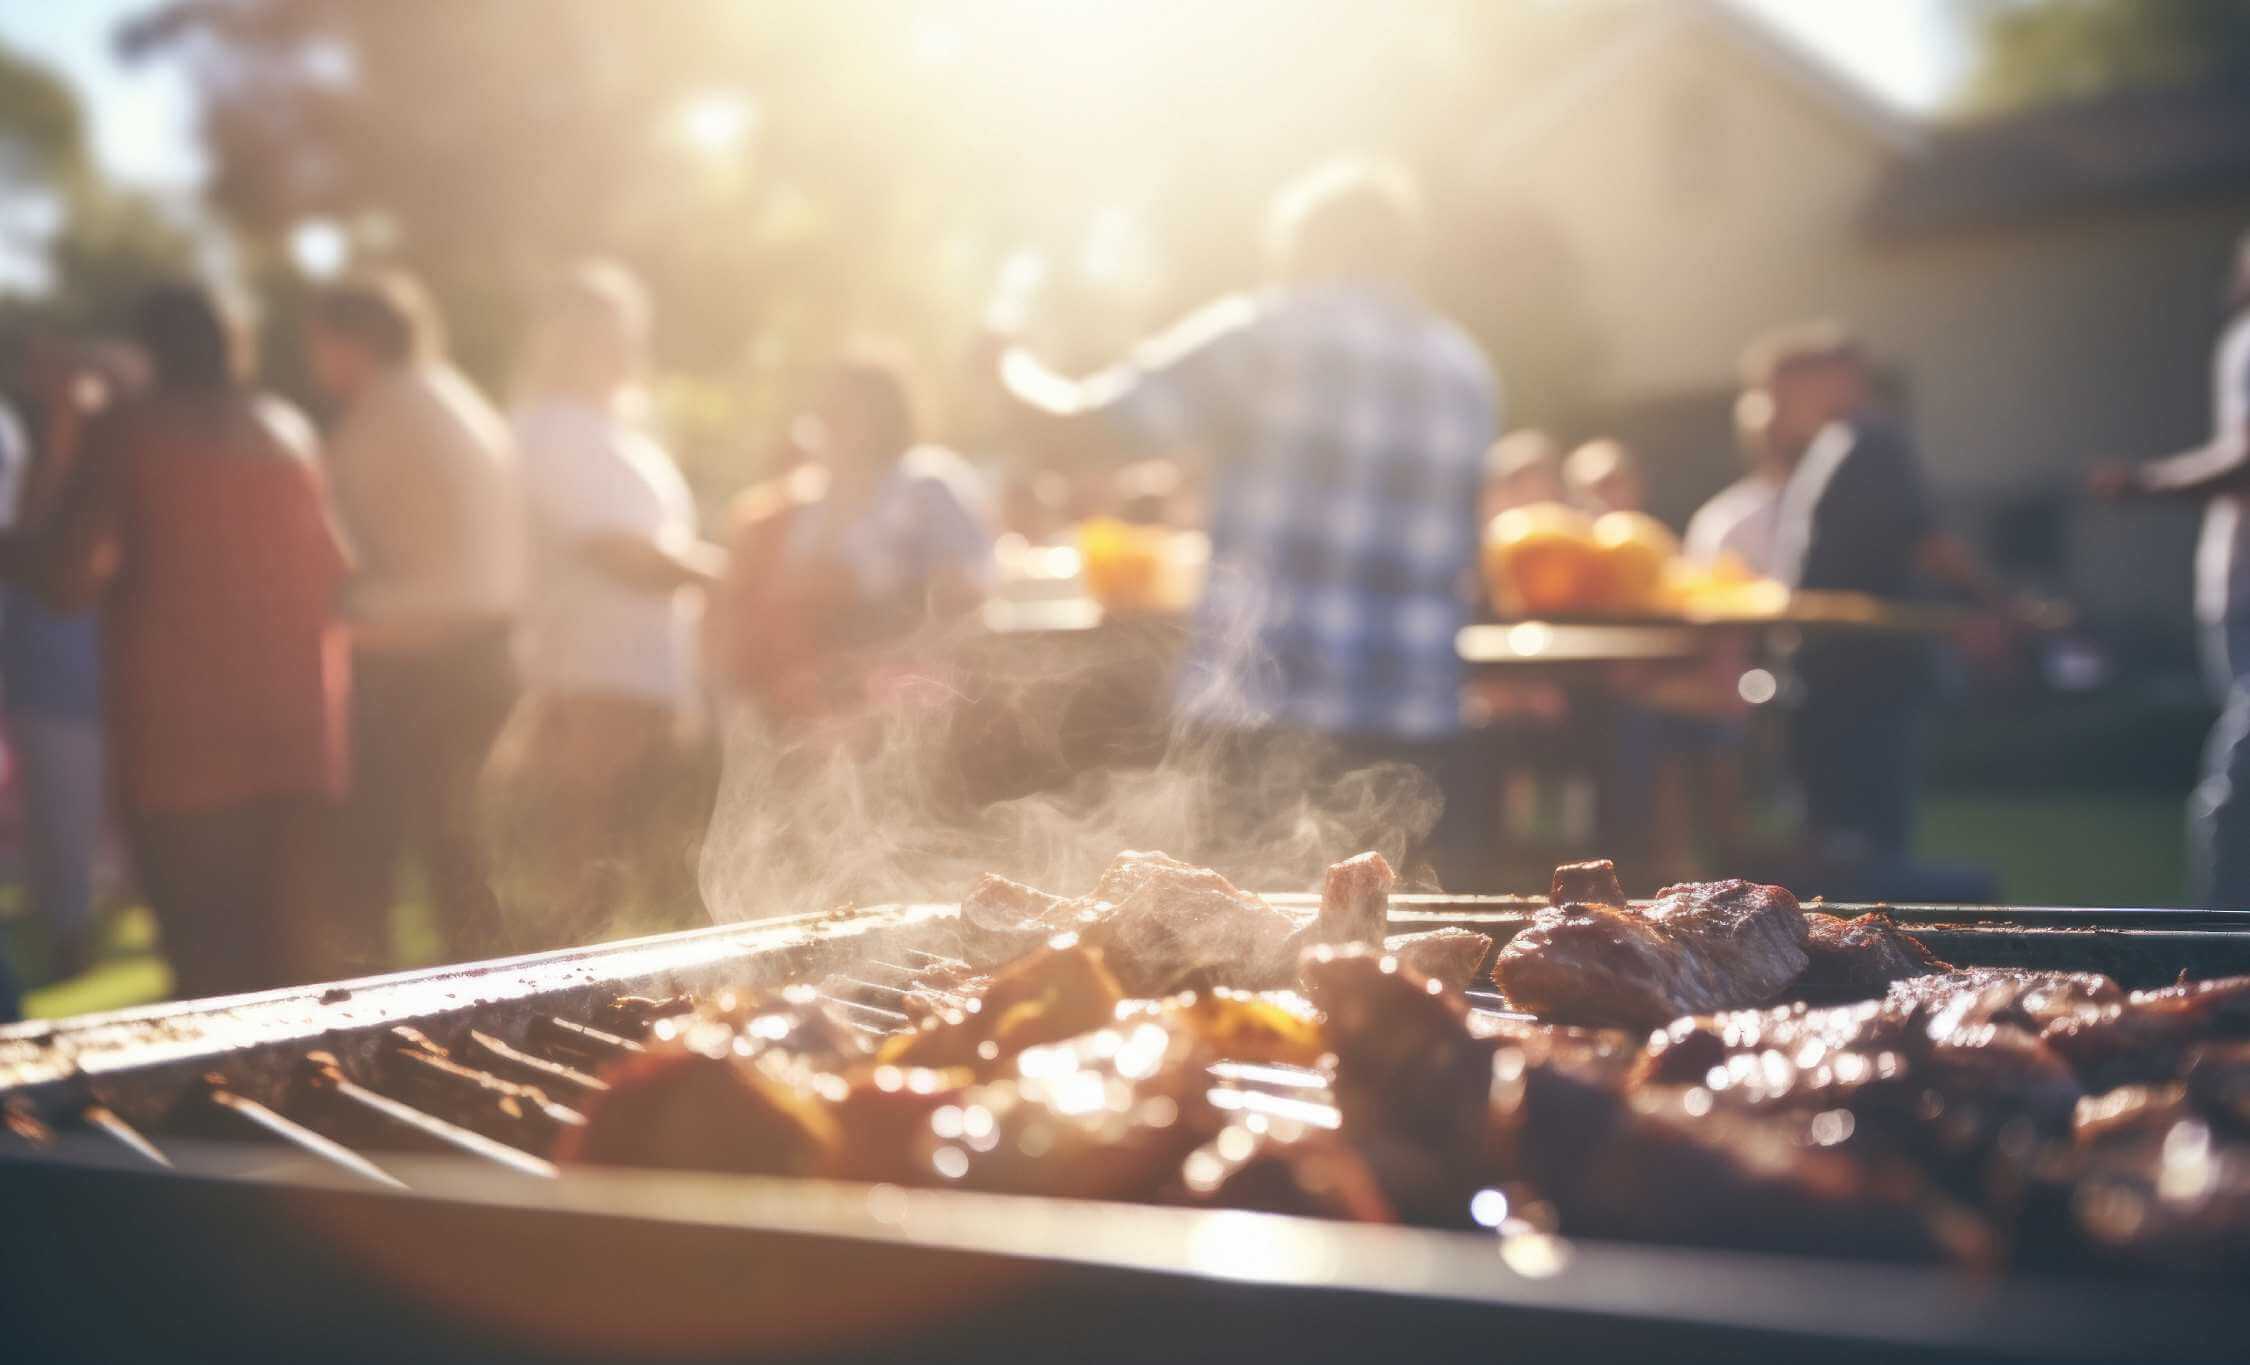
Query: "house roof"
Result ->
[[1473, 0, 1922, 174], [1865, 85, 2250, 238]]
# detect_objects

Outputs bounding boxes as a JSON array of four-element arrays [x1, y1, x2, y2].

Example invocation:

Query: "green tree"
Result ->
[[1959, 0, 2250, 112], [0, 39, 197, 336], [125, 0, 1599, 473]]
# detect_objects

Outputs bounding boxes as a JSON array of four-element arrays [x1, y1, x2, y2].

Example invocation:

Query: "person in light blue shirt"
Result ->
[[0, 382, 106, 985]]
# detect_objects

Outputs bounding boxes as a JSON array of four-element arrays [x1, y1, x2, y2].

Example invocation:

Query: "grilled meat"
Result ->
[[556, 1048, 839, 1176], [1117, 989, 1328, 1067], [1796, 911, 1952, 1004], [877, 940, 1123, 1071], [1494, 877, 1812, 1028], [1315, 851, 1397, 946], [2076, 1083, 2197, 1149], [1080, 851, 1298, 995], [1549, 858, 1626, 908], [1637, 980, 2084, 1173], [1887, 968, 2122, 1031], [2041, 975, 2250, 1090], [2072, 1119, 2250, 1272], [1384, 928, 1494, 993], [906, 1021, 1213, 1201], [1176, 1119, 1397, 1222], [1493, 1038, 1993, 1264], [1300, 943, 1493, 1220]]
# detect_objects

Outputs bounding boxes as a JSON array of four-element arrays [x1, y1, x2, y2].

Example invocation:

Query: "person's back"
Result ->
[[328, 359, 523, 631], [1182, 283, 1493, 738], [97, 389, 348, 812], [513, 395, 698, 708]]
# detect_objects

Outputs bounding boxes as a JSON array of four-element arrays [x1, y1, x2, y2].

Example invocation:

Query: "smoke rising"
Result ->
[[698, 571, 1445, 921]]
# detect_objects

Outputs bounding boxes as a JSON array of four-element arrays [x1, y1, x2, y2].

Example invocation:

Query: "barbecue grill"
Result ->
[[7, 896, 2250, 1364]]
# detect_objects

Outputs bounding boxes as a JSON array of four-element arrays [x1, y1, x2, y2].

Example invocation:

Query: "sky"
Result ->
[[0, 0, 1967, 196]]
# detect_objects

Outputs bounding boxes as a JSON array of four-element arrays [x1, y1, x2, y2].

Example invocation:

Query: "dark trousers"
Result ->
[[328, 625, 517, 972], [1791, 685, 1920, 862], [129, 797, 328, 1000]]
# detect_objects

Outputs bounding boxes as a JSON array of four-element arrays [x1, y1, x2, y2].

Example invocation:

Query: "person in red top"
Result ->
[[29, 284, 350, 998]]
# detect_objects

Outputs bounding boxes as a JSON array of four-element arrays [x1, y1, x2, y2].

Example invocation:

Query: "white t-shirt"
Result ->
[[1683, 473, 1784, 575], [513, 398, 700, 705], [2196, 313, 2250, 623], [0, 398, 27, 530]]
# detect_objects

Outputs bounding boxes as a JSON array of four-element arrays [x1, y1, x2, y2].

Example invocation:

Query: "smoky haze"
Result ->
[[698, 573, 1445, 921]]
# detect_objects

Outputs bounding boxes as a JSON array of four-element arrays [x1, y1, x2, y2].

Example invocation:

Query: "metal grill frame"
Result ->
[[6, 897, 2250, 1363]]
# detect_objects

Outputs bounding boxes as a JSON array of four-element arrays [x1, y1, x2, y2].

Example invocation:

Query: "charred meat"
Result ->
[[1494, 878, 1812, 1028], [1796, 910, 1953, 1004]]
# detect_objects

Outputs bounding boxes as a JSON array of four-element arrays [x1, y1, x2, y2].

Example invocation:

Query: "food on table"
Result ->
[[1588, 510, 1677, 609], [1483, 503, 1787, 617], [1482, 502, 1601, 615]]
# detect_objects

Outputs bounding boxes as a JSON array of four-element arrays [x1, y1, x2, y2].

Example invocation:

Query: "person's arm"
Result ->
[[992, 294, 1262, 464], [2090, 427, 2250, 501]]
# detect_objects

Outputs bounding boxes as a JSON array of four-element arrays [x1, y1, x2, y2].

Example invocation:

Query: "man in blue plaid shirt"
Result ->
[[999, 160, 1500, 880]]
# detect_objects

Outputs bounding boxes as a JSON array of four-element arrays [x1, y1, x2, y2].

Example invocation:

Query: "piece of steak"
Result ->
[[2041, 975, 2250, 1090], [1490, 1037, 1992, 1265], [1493, 878, 1811, 1028], [1549, 858, 1626, 908], [957, 873, 1096, 964], [1316, 851, 1396, 945], [1385, 928, 1494, 994], [1079, 850, 1297, 996], [1795, 911, 1952, 1004]]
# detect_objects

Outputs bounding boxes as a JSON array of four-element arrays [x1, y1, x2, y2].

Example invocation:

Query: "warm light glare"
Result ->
[[677, 91, 756, 157]]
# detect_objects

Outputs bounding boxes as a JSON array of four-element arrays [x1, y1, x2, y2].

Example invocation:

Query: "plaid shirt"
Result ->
[[1104, 283, 1498, 739]]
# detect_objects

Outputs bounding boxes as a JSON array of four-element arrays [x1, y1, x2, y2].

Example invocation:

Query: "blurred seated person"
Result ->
[[25, 285, 350, 998], [305, 270, 524, 971], [489, 261, 723, 942], [1684, 389, 1787, 574], [1480, 430, 1563, 525], [990, 158, 1499, 887], [1563, 438, 1644, 515], [718, 354, 994, 722]]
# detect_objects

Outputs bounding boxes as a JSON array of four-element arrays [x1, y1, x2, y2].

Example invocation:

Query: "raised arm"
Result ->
[[2093, 428, 2250, 501], [991, 294, 1262, 464]]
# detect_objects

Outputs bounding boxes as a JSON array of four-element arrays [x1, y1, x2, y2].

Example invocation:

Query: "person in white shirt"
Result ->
[[489, 261, 725, 943], [307, 271, 525, 969], [1684, 388, 1787, 574], [2093, 233, 2250, 907]]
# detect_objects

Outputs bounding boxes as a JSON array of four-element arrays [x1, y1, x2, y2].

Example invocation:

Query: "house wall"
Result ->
[[1488, 14, 2250, 632], [1851, 201, 2250, 625]]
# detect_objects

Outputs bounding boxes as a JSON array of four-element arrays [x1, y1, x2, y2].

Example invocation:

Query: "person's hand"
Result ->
[[2086, 461, 2141, 501]]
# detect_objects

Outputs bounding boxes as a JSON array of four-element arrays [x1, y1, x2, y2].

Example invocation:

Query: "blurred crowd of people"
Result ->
[[0, 262, 996, 1017], [1, 160, 2240, 1016]]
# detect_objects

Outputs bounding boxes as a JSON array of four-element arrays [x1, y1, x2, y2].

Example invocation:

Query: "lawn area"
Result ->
[[1917, 791, 2187, 908], [0, 790, 2199, 1022]]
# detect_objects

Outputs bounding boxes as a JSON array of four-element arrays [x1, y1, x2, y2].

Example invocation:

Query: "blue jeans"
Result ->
[[8, 710, 104, 975], [2193, 620, 2250, 908]]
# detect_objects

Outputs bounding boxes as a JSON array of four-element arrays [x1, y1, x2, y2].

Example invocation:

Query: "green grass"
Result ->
[[1917, 792, 2187, 908]]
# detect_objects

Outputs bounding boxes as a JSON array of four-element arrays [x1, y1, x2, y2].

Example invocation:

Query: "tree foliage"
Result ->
[[0, 40, 197, 338], [124, 0, 1606, 475], [1958, 0, 2250, 112]]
